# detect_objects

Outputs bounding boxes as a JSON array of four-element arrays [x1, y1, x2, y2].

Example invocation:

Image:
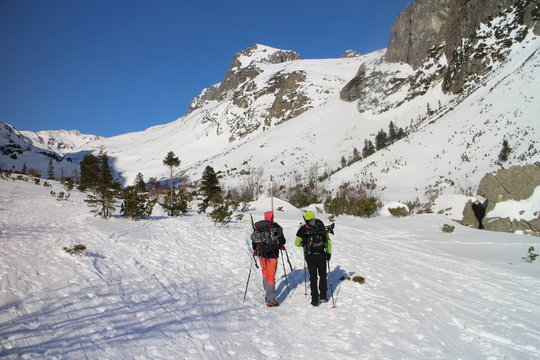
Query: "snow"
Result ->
[[488, 186, 540, 221], [1, 176, 539, 359]]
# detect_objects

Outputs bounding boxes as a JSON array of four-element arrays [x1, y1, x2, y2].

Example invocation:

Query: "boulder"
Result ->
[[477, 163, 540, 213]]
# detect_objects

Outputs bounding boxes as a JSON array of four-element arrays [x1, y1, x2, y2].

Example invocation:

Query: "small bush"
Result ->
[[442, 224, 455, 233], [340, 275, 365, 284], [388, 207, 409, 217], [64, 244, 86, 254]]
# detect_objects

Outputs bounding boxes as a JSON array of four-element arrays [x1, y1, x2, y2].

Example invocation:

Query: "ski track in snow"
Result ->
[[1, 178, 540, 359]]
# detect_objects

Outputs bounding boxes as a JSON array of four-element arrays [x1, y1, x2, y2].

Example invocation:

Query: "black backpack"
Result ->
[[251, 220, 281, 253], [304, 219, 328, 253]]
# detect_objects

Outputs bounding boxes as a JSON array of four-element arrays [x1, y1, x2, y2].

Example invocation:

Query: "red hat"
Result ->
[[264, 211, 274, 222]]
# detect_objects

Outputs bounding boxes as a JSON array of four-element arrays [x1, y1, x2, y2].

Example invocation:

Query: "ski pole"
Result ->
[[327, 259, 336, 308], [280, 251, 291, 296], [303, 259, 308, 296], [243, 259, 253, 301], [283, 247, 293, 272]]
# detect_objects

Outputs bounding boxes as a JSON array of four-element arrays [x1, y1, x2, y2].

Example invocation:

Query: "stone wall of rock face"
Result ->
[[474, 163, 540, 236], [385, 0, 516, 68], [477, 163, 540, 212]]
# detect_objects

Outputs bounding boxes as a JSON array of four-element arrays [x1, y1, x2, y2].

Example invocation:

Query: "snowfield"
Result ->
[[1, 177, 539, 359]]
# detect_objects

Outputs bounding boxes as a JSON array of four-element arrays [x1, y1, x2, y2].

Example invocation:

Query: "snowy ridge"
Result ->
[[1, 175, 539, 358]]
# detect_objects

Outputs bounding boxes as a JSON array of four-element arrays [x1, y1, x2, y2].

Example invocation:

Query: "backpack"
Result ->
[[251, 220, 281, 253], [304, 219, 328, 253]]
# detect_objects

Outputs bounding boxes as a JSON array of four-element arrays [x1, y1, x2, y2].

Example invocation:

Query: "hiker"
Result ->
[[250, 211, 286, 307], [295, 210, 332, 306]]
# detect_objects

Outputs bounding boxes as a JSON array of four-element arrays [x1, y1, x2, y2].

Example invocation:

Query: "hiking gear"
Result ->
[[303, 260, 308, 296], [327, 259, 337, 308], [311, 297, 319, 306], [320, 297, 328, 303], [304, 210, 316, 220], [280, 249, 291, 297], [251, 220, 286, 258], [259, 257, 278, 302], [302, 218, 329, 255], [283, 247, 293, 272], [243, 257, 254, 301], [306, 253, 327, 301], [266, 301, 279, 307]]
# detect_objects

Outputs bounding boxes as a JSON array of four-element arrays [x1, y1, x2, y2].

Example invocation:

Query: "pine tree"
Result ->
[[352, 147, 361, 161], [375, 130, 388, 150], [120, 187, 156, 220], [340, 155, 347, 168], [199, 165, 222, 213], [79, 153, 100, 191], [84, 150, 119, 218], [499, 140, 511, 162], [389, 121, 397, 141], [160, 188, 191, 216], [47, 159, 55, 180], [163, 152, 181, 216], [22, 163, 27, 174], [134, 172, 146, 193], [209, 194, 238, 226], [362, 139, 375, 158]]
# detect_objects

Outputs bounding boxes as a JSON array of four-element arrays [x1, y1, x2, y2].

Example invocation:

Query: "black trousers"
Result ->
[[305, 253, 327, 300]]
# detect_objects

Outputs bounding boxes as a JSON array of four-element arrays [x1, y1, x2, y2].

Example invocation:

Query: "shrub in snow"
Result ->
[[528, 246, 538, 262], [442, 224, 456, 233], [340, 275, 365, 284], [324, 182, 381, 217], [63, 245, 86, 254], [388, 207, 409, 217]]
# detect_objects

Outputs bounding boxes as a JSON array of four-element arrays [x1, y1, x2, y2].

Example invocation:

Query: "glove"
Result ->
[[326, 253, 331, 261], [279, 245, 286, 250]]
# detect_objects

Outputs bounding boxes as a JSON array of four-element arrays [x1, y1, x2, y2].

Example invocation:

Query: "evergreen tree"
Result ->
[[499, 140, 511, 162], [161, 188, 191, 216], [47, 159, 55, 180], [84, 150, 119, 218], [22, 163, 27, 175], [134, 172, 146, 193], [79, 153, 100, 191], [209, 194, 238, 226], [389, 121, 397, 141], [362, 139, 375, 158], [198, 166, 222, 213], [121, 187, 156, 220], [340, 155, 347, 168], [396, 127, 406, 140], [375, 129, 388, 150], [352, 147, 361, 161], [163, 152, 181, 215]]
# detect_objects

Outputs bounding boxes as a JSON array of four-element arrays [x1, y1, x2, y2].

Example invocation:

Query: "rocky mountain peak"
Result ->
[[341, 50, 362, 58], [229, 44, 301, 71]]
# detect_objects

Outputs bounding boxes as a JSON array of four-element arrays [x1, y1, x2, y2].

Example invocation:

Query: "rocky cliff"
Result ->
[[384, 0, 539, 93]]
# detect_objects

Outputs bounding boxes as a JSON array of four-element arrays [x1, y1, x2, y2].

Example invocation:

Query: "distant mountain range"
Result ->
[[1, 0, 539, 202]]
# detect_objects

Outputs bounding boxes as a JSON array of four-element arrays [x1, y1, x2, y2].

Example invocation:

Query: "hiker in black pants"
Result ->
[[295, 210, 332, 306]]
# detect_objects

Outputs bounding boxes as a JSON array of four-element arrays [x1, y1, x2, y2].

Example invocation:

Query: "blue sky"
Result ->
[[0, 0, 412, 137]]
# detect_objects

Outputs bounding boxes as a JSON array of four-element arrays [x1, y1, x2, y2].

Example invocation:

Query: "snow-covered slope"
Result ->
[[1, 174, 539, 359], [1, 7, 539, 203]]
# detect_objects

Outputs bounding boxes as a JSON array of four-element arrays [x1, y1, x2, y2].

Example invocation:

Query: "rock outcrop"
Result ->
[[385, 0, 540, 93], [474, 163, 540, 236], [477, 163, 540, 211]]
